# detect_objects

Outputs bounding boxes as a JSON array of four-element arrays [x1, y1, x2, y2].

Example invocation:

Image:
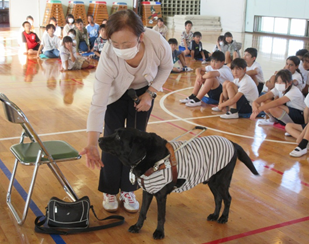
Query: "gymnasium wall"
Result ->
[[200, 0, 247, 33], [9, 0, 133, 28], [245, 0, 309, 32]]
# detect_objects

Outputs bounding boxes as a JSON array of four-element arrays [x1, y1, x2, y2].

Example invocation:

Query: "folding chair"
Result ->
[[0, 93, 80, 225]]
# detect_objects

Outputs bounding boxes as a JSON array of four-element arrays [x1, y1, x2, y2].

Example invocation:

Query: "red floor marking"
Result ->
[[264, 165, 309, 187], [202, 216, 309, 244], [163, 87, 187, 97]]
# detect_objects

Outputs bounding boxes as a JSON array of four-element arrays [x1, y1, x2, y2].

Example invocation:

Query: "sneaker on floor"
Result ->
[[220, 111, 239, 119], [258, 119, 275, 126], [201, 60, 207, 64], [211, 106, 221, 112], [120, 191, 139, 213], [289, 147, 307, 157], [179, 97, 192, 104], [103, 193, 119, 212], [285, 132, 291, 137], [184, 67, 193, 72], [185, 100, 202, 107]]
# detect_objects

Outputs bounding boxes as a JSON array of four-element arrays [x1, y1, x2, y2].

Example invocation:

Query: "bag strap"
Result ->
[[34, 212, 125, 235]]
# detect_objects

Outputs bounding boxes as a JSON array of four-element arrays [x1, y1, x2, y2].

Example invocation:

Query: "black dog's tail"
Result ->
[[234, 143, 259, 175]]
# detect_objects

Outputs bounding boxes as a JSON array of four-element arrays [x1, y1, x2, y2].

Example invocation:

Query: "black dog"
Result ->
[[99, 128, 259, 239]]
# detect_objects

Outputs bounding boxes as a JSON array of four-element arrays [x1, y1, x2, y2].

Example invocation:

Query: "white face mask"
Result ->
[[219, 41, 223, 46], [68, 33, 75, 39], [275, 83, 286, 92], [68, 18, 74, 24], [112, 39, 140, 60]]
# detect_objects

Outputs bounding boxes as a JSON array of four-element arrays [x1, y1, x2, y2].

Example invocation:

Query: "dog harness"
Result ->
[[137, 135, 235, 194]]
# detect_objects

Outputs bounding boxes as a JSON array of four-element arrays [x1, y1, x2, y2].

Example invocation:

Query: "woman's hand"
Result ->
[[135, 92, 152, 112], [79, 144, 104, 169]]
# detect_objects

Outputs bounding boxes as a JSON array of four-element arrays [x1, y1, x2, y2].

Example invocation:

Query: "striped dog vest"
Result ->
[[137, 136, 235, 194]]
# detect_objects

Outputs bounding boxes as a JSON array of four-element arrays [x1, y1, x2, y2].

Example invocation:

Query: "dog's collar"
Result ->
[[129, 153, 146, 185]]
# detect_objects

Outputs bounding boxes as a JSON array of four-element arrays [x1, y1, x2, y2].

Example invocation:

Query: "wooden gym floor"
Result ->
[[0, 28, 309, 244]]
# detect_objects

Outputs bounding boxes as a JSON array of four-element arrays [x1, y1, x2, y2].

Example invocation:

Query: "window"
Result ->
[[254, 16, 308, 37], [1, 0, 9, 9]]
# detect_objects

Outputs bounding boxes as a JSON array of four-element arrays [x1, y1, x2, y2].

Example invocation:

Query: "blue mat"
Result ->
[[239, 111, 265, 118], [81, 52, 94, 57], [202, 96, 219, 105]]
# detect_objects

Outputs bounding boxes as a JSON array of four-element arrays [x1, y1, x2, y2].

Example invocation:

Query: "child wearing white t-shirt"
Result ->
[[217, 58, 259, 119], [244, 48, 265, 94], [180, 51, 233, 107], [60, 36, 89, 71], [37, 24, 60, 58], [251, 69, 305, 126]]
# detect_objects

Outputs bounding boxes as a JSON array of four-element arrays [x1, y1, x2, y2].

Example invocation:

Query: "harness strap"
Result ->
[[140, 143, 178, 189], [165, 142, 178, 185]]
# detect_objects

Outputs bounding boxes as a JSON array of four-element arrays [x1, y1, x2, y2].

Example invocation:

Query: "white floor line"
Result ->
[[159, 87, 297, 145]]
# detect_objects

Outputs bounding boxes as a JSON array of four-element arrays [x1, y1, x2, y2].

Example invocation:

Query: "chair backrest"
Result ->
[[0, 93, 28, 124], [0, 93, 53, 160]]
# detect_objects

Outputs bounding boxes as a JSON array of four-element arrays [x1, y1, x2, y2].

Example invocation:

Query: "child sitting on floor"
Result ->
[[288, 94, 309, 157], [168, 38, 192, 73], [221, 32, 240, 66], [152, 18, 168, 39], [60, 36, 89, 71], [190, 32, 210, 64], [216, 58, 259, 119], [266, 56, 304, 92], [212, 35, 224, 53], [251, 69, 305, 126], [37, 24, 60, 58], [180, 51, 233, 107], [243, 47, 265, 94], [297, 50, 309, 96], [92, 24, 108, 60], [67, 29, 77, 46], [75, 18, 90, 53], [21, 21, 40, 55], [179, 20, 193, 56]]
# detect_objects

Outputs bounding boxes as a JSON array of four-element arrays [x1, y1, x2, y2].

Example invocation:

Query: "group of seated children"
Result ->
[[175, 31, 309, 157], [21, 15, 108, 71]]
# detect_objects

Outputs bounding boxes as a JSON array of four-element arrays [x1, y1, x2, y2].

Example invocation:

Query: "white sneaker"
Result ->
[[211, 106, 221, 112], [103, 193, 119, 212], [179, 97, 192, 104], [285, 132, 291, 137], [185, 100, 202, 107], [184, 67, 193, 72], [289, 147, 307, 157], [220, 111, 239, 119], [120, 191, 139, 213], [202, 60, 207, 64], [258, 119, 275, 126]]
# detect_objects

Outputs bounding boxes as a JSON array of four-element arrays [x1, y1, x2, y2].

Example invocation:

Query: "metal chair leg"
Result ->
[[6, 150, 42, 225], [47, 162, 79, 201]]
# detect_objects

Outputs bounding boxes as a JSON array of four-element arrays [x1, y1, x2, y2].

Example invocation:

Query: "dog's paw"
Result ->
[[153, 229, 165, 239], [207, 214, 219, 221], [217, 215, 228, 224], [128, 224, 141, 233]]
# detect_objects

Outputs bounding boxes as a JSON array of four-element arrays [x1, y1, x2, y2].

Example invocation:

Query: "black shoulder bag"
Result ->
[[34, 196, 124, 235]]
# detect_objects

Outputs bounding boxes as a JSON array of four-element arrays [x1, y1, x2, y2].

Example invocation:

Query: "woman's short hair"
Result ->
[[106, 9, 145, 39]]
